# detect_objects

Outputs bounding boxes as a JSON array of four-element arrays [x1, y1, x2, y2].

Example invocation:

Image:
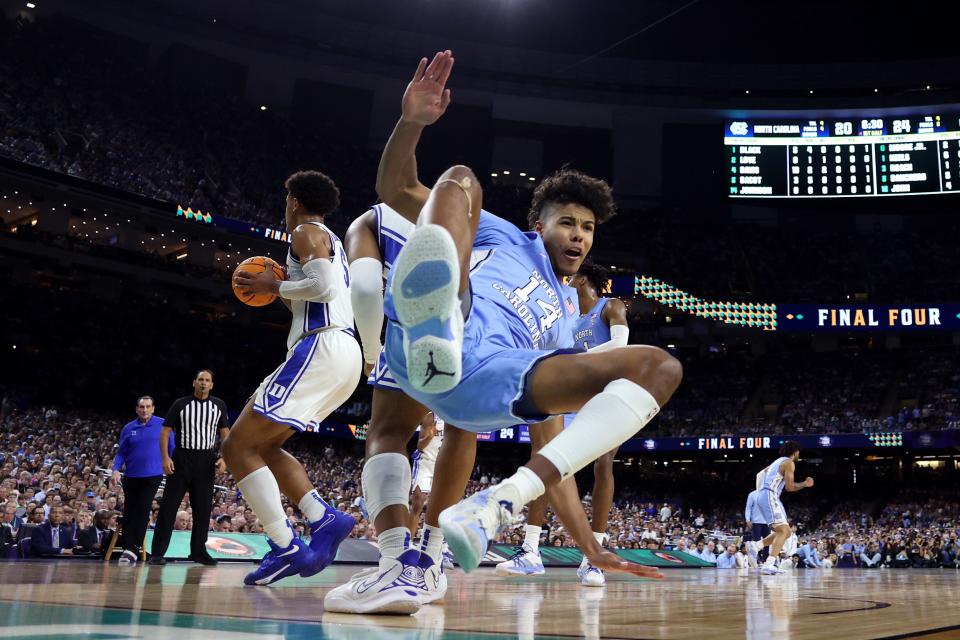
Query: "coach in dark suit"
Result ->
[[30, 506, 78, 557]]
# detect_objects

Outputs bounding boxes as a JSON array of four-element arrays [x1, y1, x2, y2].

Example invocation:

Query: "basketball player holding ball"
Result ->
[[223, 170, 362, 586]]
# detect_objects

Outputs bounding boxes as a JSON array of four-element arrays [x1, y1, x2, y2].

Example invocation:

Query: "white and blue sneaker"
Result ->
[[323, 549, 428, 615], [441, 548, 456, 571], [302, 509, 356, 577], [439, 488, 513, 574], [577, 556, 606, 587], [495, 544, 545, 577], [419, 552, 448, 605], [244, 536, 316, 586], [390, 224, 463, 394]]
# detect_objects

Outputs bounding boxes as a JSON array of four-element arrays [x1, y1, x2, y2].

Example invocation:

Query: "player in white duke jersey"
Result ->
[[497, 260, 629, 586], [327, 194, 457, 614], [408, 411, 444, 536], [752, 441, 814, 574], [223, 170, 361, 586]]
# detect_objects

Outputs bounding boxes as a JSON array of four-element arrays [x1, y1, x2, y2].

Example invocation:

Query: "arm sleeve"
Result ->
[[278, 258, 339, 302], [587, 324, 630, 353], [112, 427, 128, 471], [349, 257, 385, 364]]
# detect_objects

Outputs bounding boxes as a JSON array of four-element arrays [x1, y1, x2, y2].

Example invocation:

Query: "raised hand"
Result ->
[[401, 50, 454, 126]]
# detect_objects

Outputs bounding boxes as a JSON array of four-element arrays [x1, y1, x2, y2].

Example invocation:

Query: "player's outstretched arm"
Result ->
[[546, 472, 663, 579], [376, 50, 454, 222]]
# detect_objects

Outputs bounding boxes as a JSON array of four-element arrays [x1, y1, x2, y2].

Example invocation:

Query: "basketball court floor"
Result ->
[[1, 562, 958, 639]]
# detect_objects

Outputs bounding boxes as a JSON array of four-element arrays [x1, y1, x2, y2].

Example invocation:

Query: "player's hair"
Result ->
[[527, 168, 616, 229], [779, 441, 801, 457], [136, 395, 154, 406], [285, 170, 340, 215], [195, 369, 214, 381], [576, 260, 609, 294]]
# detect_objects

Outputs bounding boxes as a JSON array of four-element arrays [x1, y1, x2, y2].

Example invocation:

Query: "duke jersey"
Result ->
[[286, 221, 354, 350], [572, 298, 612, 350], [372, 203, 415, 277], [756, 456, 789, 497]]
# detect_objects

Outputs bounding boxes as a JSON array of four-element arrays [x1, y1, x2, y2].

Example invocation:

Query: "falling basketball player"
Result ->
[[754, 441, 814, 574], [497, 260, 629, 586], [223, 170, 360, 586], [325, 50, 668, 615]]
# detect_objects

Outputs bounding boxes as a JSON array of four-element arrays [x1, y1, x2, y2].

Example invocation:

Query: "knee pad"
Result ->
[[361, 453, 411, 523]]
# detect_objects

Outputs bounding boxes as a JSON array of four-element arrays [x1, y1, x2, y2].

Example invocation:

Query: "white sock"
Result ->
[[299, 489, 333, 523], [539, 380, 659, 481], [523, 524, 542, 551], [419, 524, 444, 564], [763, 555, 777, 567], [491, 466, 545, 517], [237, 466, 292, 547], [378, 526, 410, 560], [592, 531, 607, 546]]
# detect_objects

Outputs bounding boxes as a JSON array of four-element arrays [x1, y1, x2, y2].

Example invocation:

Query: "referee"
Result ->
[[149, 370, 230, 565], [111, 395, 171, 564]]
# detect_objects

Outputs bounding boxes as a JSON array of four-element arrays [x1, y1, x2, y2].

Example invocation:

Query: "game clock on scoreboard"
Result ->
[[725, 112, 960, 198]]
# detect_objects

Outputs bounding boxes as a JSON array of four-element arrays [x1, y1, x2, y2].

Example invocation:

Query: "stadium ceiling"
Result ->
[[137, 0, 956, 65]]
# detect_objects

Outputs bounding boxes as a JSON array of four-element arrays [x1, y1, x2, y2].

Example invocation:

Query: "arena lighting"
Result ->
[[260, 105, 267, 111], [503, 170, 510, 175], [25, 2, 35, 8], [529, 177, 535, 181], [745, 90, 750, 94], [519, 172, 527, 177]]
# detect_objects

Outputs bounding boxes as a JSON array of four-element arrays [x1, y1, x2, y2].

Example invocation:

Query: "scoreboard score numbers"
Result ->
[[725, 113, 960, 198]]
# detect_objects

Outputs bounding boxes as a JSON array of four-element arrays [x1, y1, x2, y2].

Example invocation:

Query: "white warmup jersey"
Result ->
[[412, 418, 445, 493], [755, 456, 790, 526], [253, 221, 362, 432]]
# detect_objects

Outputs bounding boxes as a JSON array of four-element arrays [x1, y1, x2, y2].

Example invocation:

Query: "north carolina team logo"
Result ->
[[654, 552, 684, 564], [729, 121, 749, 135]]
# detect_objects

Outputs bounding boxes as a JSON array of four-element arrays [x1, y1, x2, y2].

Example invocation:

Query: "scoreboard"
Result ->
[[725, 113, 960, 198]]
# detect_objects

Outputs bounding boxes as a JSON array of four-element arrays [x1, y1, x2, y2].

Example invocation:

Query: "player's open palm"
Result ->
[[585, 548, 664, 580], [402, 50, 453, 126]]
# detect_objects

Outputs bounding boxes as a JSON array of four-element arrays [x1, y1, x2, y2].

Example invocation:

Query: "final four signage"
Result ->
[[778, 304, 960, 332]]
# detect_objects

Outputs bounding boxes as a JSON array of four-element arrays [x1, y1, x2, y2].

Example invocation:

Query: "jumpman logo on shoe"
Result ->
[[423, 351, 455, 386]]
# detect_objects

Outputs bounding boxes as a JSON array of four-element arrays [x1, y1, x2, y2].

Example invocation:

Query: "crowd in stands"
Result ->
[[3, 402, 956, 569], [4, 15, 960, 308], [0, 15, 375, 235], [650, 347, 959, 436]]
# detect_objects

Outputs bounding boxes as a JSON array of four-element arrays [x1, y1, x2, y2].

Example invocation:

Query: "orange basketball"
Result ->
[[232, 256, 286, 307]]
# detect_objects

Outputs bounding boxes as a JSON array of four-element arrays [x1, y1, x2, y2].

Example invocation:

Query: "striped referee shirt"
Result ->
[[164, 395, 230, 451]]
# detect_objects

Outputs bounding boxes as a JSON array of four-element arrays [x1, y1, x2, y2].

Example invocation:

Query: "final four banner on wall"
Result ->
[[777, 303, 960, 332], [619, 430, 960, 453]]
